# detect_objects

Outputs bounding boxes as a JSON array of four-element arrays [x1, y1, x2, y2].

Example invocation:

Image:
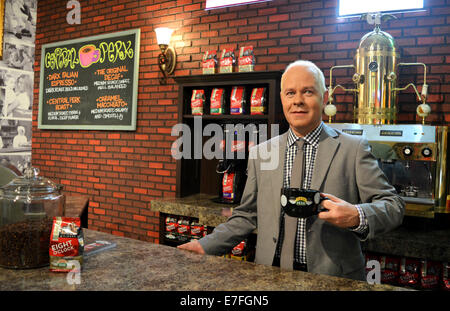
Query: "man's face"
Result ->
[[280, 65, 326, 137]]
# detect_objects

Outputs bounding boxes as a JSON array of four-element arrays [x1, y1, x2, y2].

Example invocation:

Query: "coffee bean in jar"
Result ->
[[0, 217, 53, 269], [0, 167, 65, 269]]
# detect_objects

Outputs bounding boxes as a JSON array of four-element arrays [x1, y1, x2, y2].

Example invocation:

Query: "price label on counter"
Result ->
[[38, 29, 140, 131]]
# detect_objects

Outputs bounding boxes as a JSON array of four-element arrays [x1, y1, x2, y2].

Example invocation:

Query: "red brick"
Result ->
[[156, 170, 171, 177], [113, 192, 126, 199], [133, 215, 146, 222], [112, 4, 125, 11], [121, 147, 134, 153], [95, 146, 107, 152], [147, 231, 159, 238], [301, 35, 323, 44], [417, 36, 445, 45], [290, 28, 312, 36], [269, 14, 289, 23], [94, 208, 106, 215], [108, 133, 120, 139], [149, 162, 163, 169]]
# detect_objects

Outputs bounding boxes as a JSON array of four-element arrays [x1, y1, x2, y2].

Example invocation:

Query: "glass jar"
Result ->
[[0, 167, 65, 269]]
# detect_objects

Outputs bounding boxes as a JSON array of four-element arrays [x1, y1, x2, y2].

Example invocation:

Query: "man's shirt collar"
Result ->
[[287, 121, 323, 149]]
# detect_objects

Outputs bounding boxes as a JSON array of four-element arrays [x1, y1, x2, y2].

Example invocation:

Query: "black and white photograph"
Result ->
[[0, 68, 33, 119], [2, 38, 35, 71], [0, 0, 36, 174], [3, 0, 37, 45], [0, 152, 31, 174]]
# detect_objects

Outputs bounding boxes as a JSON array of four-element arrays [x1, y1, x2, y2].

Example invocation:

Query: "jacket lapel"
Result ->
[[310, 123, 340, 191], [268, 132, 288, 220]]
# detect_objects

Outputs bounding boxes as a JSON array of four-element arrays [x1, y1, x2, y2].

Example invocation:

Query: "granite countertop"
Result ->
[[151, 194, 450, 262], [151, 193, 233, 227], [0, 229, 407, 291], [361, 226, 450, 262]]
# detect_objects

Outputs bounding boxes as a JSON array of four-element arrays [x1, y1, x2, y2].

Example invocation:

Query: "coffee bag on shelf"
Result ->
[[202, 50, 218, 74], [238, 46, 255, 72], [191, 89, 206, 115], [420, 259, 441, 290], [399, 257, 420, 288], [380, 255, 400, 285], [189, 220, 204, 241], [165, 216, 178, 240], [176, 217, 191, 242], [230, 86, 246, 115], [250, 87, 266, 115], [210, 88, 226, 115], [443, 261, 450, 291], [219, 48, 235, 73]]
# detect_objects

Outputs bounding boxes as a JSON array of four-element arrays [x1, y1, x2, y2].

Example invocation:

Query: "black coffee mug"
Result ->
[[280, 188, 329, 218]]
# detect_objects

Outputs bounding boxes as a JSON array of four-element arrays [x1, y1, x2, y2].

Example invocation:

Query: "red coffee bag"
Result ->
[[219, 48, 235, 73], [238, 46, 255, 72], [399, 257, 420, 288], [250, 87, 266, 115], [210, 88, 226, 115], [165, 216, 178, 240], [49, 217, 84, 272], [191, 89, 205, 115], [202, 50, 217, 74], [381, 256, 400, 285], [420, 260, 441, 290], [230, 86, 246, 115], [442, 261, 450, 291], [190, 220, 204, 241]]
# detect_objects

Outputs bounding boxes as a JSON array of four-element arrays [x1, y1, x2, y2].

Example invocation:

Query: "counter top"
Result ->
[[151, 193, 232, 227], [361, 226, 450, 262], [0, 229, 406, 291], [151, 194, 450, 262]]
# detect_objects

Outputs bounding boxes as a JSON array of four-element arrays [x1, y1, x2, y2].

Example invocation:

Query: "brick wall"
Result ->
[[33, 0, 450, 242]]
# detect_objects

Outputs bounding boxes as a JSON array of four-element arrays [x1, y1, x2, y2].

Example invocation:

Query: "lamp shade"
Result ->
[[155, 27, 174, 46]]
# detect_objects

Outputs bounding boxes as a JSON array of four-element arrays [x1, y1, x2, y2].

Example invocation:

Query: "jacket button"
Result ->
[[273, 237, 277, 243]]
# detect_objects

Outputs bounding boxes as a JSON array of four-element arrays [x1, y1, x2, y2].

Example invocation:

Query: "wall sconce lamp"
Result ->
[[155, 27, 177, 84]]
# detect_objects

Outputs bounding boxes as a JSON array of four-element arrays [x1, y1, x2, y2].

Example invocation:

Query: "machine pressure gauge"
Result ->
[[421, 147, 432, 158], [402, 146, 413, 157], [368, 61, 378, 72]]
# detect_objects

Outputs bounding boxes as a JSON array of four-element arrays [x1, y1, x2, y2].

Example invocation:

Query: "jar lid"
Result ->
[[0, 167, 62, 201]]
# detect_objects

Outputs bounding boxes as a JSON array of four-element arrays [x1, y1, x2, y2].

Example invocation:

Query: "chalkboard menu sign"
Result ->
[[38, 29, 140, 130]]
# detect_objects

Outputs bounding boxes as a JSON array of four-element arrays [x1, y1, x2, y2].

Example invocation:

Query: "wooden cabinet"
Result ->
[[173, 71, 287, 198]]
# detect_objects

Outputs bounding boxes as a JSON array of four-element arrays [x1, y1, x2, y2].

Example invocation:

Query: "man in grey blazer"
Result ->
[[178, 60, 405, 281]]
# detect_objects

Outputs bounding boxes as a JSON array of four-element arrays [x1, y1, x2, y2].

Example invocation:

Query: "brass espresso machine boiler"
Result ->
[[325, 13, 449, 223]]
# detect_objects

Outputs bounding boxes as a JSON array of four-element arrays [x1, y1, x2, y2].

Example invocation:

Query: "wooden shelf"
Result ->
[[175, 71, 286, 198], [182, 114, 268, 120], [174, 71, 283, 85]]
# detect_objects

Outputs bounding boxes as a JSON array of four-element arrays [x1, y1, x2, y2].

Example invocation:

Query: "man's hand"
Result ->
[[177, 239, 206, 255], [318, 193, 360, 229]]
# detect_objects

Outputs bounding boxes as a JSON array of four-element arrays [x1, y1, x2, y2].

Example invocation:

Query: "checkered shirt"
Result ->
[[275, 122, 369, 265]]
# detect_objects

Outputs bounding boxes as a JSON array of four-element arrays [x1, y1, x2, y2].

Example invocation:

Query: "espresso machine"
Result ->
[[325, 13, 449, 226]]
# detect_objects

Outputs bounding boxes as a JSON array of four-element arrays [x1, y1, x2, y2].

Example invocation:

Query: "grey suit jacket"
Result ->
[[199, 123, 405, 280]]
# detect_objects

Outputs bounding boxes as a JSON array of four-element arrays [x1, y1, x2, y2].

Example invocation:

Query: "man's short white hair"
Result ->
[[281, 60, 326, 94]]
